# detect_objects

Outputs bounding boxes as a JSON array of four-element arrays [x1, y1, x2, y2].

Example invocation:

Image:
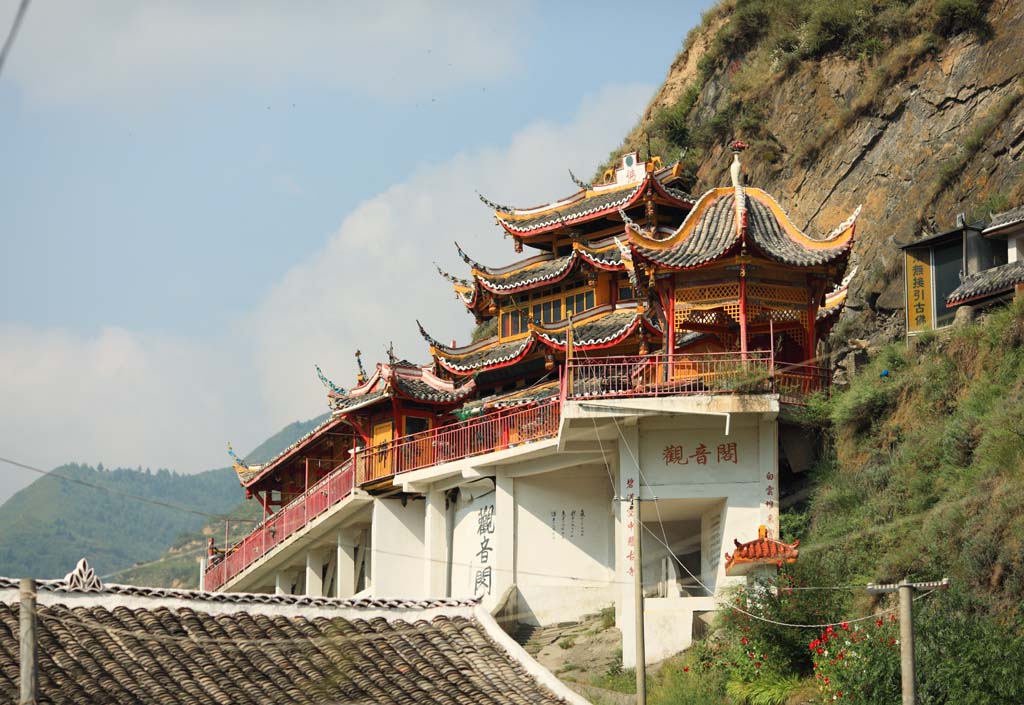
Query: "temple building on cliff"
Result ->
[[204, 148, 855, 665]]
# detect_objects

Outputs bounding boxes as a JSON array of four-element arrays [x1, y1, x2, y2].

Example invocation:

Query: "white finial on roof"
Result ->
[[729, 140, 748, 189], [63, 558, 104, 592]]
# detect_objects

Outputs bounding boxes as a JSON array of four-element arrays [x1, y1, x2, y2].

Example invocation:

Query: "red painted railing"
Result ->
[[204, 460, 356, 592], [565, 351, 829, 403], [354, 397, 561, 484]]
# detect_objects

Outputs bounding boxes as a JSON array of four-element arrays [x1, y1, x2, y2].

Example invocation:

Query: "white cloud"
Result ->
[[249, 82, 654, 425], [0, 82, 652, 503], [2, 0, 524, 106], [0, 325, 266, 499]]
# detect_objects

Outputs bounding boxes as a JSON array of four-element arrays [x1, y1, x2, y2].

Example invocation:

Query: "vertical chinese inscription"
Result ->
[[474, 504, 495, 597], [905, 248, 933, 333]]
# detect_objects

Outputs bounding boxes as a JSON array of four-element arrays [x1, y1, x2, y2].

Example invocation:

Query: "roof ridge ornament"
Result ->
[[435, 263, 471, 286], [618, 207, 654, 240], [227, 441, 249, 470], [477, 192, 513, 214], [354, 350, 367, 384], [315, 364, 345, 395], [454, 241, 487, 272], [568, 168, 592, 191], [63, 558, 103, 592], [417, 320, 448, 351]]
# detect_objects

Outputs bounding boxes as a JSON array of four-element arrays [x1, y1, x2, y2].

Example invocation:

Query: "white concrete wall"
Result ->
[[643, 596, 717, 662], [515, 465, 616, 626], [1009, 234, 1020, 263], [370, 498, 425, 597], [451, 481, 499, 601]]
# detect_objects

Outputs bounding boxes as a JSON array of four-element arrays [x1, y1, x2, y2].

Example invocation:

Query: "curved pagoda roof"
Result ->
[[442, 237, 628, 313], [420, 302, 656, 375], [483, 154, 694, 239], [327, 358, 476, 412], [628, 186, 859, 272]]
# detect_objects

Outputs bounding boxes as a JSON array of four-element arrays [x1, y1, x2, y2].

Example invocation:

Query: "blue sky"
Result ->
[[0, 0, 712, 502]]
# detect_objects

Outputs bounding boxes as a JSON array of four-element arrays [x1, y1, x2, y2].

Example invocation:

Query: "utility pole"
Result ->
[[866, 578, 949, 705], [19, 578, 37, 705], [632, 498, 646, 705]]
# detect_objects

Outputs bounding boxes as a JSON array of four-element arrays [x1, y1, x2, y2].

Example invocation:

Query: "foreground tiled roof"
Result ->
[[946, 260, 1024, 306], [724, 525, 799, 575], [0, 561, 586, 705], [532, 305, 644, 350], [632, 187, 858, 270]]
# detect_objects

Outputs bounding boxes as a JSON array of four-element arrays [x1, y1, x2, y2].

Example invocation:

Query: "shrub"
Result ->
[[558, 636, 576, 650], [933, 0, 990, 37]]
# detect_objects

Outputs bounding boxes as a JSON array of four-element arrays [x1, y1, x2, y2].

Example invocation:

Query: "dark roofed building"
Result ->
[[1, 560, 589, 705]]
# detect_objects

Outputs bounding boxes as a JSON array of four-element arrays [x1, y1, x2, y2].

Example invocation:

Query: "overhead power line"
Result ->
[[0, 0, 30, 77]]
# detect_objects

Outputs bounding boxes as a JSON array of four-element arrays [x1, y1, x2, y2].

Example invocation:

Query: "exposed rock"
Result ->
[[619, 0, 1024, 342]]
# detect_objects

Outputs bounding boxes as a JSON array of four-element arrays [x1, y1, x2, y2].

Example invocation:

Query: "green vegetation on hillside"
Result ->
[[0, 413, 329, 582], [601, 0, 993, 183], [635, 301, 1024, 704]]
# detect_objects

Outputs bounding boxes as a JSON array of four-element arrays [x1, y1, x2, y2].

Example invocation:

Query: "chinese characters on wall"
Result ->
[[624, 477, 637, 576], [550, 508, 586, 539], [662, 441, 739, 466], [473, 504, 495, 597], [765, 467, 776, 531]]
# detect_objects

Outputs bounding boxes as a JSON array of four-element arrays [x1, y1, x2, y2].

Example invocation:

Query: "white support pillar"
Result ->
[[198, 557, 207, 592], [335, 529, 358, 598], [494, 473, 515, 604], [424, 491, 449, 597], [274, 570, 291, 596], [305, 550, 326, 597], [617, 421, 642, 668]]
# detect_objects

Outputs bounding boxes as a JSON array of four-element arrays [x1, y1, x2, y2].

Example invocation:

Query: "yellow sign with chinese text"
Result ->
[[905, 248, 933, 333]]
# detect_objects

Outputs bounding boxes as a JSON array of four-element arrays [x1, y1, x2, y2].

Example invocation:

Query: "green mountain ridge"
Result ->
[[0, 413, 329, 581]]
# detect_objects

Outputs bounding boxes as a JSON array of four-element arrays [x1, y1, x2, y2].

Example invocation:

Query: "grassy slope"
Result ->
[[0, 413, 328, 582]]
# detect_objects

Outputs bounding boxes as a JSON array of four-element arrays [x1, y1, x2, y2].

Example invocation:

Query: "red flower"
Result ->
[[741, 636, 749, 644], [683, 666, 690, 673], [876, 618, 884, 627], [841, 622, 849, 630], [754, 662, 762, 669], [891, 614, 897, 622], [817, 647, 825, 655]]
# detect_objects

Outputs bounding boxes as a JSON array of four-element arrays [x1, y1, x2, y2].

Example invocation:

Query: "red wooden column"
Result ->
[[805, 277, 819, 363], [739, 264, 749, 359]]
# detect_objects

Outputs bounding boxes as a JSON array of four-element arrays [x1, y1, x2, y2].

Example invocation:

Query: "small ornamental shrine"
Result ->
[[724, 524, 800, 576]]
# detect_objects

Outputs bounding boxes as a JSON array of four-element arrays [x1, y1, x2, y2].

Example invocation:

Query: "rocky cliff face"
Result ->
[[616, 0, 1024, 341]]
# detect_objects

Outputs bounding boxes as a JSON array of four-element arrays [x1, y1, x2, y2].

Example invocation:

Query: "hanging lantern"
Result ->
[[486, 300, 498, 316], [545, 352, 555, 371], [514, 237, 523, 253], [586, 269, 597, 287], [639, 331, 649, 356]]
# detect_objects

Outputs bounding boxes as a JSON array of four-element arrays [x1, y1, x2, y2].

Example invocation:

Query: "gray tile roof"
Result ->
[[984, 205, 1024, 232], [497, 184, 645, 233], [0, 566, 578, 705], [946, 260, 1024, 305], [534, 309, 641, 348], [476, 254, 577, 292], [392, 376, 474, 403], [634, 193, 737, 268], [634, 190, 854, 269], [435, 337, 534, 373]]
